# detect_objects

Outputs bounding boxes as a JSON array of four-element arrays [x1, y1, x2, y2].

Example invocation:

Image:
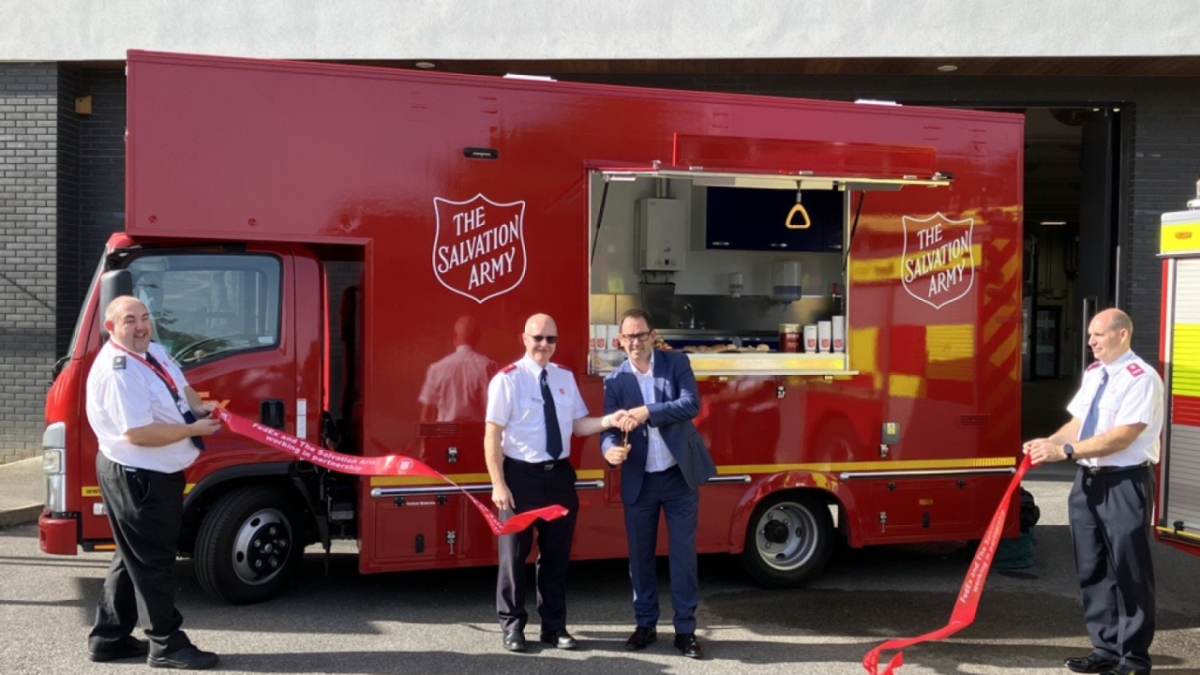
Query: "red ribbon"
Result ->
[[862, 453, 1034, 675], [213, 408, 568, 536]]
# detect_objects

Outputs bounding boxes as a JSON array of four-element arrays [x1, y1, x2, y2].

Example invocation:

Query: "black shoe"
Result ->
[[502, 630, 527, 653], [1065, 653, 1121, 673], [88, 635, 150, 662], [674, 633, 704, 659], [540, 629, 578, 650], [1097, 669, 1150, 675], [625, 626, 657, 651], [147, 644, 219, 670]]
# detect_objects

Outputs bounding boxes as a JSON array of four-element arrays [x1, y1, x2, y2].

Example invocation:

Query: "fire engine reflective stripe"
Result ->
[[1172, 324, 1200, 397], [717, 456, 1015, 475], [849, 243, 984, 285], [851, 326, 882, 391], [863, 453, 1034, 675], [979, 234, 1022, 449], [213, 408, 567, 536], [888, 373, 924, 399], [926, 324, 974, 382], [369, 469, 606, 487]]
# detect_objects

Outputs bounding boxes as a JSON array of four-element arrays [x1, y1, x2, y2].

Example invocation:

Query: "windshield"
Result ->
[[126, 253, 282, 366]]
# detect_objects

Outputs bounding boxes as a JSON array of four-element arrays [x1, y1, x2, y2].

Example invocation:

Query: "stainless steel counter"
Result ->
[[590, 350, 854, 377]]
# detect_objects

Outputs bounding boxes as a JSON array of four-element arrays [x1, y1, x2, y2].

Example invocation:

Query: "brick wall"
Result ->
[[1125, 88, 1200, 356], [0, 65, 125, 462], [0, 63, 58, 462], [61, 69, 127, 353]]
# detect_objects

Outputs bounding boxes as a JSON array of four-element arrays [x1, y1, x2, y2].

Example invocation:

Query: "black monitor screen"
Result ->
[[706, 187, 842, 232]]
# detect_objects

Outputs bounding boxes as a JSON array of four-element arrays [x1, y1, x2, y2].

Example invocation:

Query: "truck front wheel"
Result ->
[[194, 486, 303, 604], [740, 492, 833, 588]]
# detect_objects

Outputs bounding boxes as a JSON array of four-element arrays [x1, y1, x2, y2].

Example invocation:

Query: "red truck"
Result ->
[[39, 51, 1025, 603]]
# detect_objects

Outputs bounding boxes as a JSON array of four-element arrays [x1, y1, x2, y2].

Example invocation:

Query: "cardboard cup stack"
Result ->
[[818, 321, 832, 353], [803, 325, 818, 353], [832, 315, 845, 353]]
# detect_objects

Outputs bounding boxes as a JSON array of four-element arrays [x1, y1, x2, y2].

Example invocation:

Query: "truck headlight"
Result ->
[[42, 423, 66, 513], [43, 448, 63, 474]]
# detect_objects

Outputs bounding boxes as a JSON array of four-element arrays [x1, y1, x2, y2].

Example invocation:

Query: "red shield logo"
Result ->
[[432, 194, 527, 304], [900, 213, 975, 310]]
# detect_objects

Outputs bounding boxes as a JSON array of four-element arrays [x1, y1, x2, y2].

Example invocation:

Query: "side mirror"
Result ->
[[98, 270, 133, 338]]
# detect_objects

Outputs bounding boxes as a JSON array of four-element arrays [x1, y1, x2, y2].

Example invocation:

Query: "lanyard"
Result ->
[[111, 342, 180, 398]]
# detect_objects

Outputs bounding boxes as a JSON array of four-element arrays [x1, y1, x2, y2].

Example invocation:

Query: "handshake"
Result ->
[[601, 408, 646, 466]]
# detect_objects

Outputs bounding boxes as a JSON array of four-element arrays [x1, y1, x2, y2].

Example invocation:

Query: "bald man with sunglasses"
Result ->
[[484, 313, 631, 653]]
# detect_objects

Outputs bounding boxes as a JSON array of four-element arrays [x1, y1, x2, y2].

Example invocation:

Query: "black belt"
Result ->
[[505, 457, 567, 471], [1080, 461, 1151, 476]]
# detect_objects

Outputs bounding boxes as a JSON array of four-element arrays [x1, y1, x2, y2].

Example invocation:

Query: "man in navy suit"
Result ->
[[602, 308, 717, 659]]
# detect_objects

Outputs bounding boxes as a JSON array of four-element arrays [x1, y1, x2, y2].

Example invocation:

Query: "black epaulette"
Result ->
[[113, 355, 126, 370]]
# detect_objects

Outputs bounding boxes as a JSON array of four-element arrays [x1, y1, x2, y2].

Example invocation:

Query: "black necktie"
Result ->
[[540, 369, 564, 459], [145, 352, 205, 451], [1079, 369, 1109, 440]]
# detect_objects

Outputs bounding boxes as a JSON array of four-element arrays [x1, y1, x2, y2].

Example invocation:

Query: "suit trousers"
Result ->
[[1068, 465, 1156, 672], [624, 464, 700, 634], [90, 453, 191, 656], [495, 457, 579, 633]]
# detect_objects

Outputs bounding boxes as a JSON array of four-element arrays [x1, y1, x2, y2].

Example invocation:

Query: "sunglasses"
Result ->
[[526, 334, 558, 344]]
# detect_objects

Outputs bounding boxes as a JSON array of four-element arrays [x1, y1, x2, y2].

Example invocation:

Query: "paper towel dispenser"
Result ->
[[771, 260, 802, 302]]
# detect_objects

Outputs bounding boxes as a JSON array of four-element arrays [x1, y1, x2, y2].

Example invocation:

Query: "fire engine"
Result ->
[[39, 51, 1025, 603], [1157, 180, 1200, 557]]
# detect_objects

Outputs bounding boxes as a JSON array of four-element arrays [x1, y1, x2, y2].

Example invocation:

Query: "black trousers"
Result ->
[[1069, 465, 1156, 672], [495, 457, 579, 633], [90, 453, 191, 656]]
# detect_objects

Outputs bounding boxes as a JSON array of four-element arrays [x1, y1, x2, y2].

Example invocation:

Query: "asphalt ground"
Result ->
[[2, 460, 1198, 675], [0, 457, 43, 528]]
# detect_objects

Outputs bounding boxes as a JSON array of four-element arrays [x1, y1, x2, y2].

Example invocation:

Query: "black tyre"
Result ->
[[740, 491, 834, 588], [194, 486, 303, 604]]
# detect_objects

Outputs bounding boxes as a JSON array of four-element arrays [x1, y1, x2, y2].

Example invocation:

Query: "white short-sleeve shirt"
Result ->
[[485, 356, 588, 462], [1066, 350, 1164, 468], [86, 340, 200, 473]]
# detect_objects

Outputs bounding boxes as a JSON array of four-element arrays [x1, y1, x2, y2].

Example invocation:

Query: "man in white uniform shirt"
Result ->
[[484, 313, 628, 653], [1024, 308, 1163, 675], [85, 296, 221, 670]]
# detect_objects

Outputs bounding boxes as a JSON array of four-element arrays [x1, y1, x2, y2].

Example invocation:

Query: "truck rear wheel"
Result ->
[[740, 492, 833, 588], [194, 485, 302, 604]]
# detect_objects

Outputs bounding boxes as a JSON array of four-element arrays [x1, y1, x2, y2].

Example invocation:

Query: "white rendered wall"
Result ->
[[2, 0, 1197, 61]]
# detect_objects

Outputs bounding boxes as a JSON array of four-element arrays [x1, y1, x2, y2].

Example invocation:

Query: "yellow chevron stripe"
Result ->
[[1173, 324, 1200, 397]]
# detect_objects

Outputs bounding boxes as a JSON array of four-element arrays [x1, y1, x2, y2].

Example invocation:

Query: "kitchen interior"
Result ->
[[587, 173, 849, 376]]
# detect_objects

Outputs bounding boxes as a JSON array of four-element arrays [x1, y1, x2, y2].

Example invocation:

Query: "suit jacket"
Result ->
[[601, 350, 717, 504]]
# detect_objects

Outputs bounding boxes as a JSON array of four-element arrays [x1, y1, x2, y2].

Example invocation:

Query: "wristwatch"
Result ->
[[1063, 443, 1075, 460]]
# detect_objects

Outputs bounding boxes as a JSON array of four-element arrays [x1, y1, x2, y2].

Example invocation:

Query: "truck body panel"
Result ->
[[41, 51, 1025, 600]]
